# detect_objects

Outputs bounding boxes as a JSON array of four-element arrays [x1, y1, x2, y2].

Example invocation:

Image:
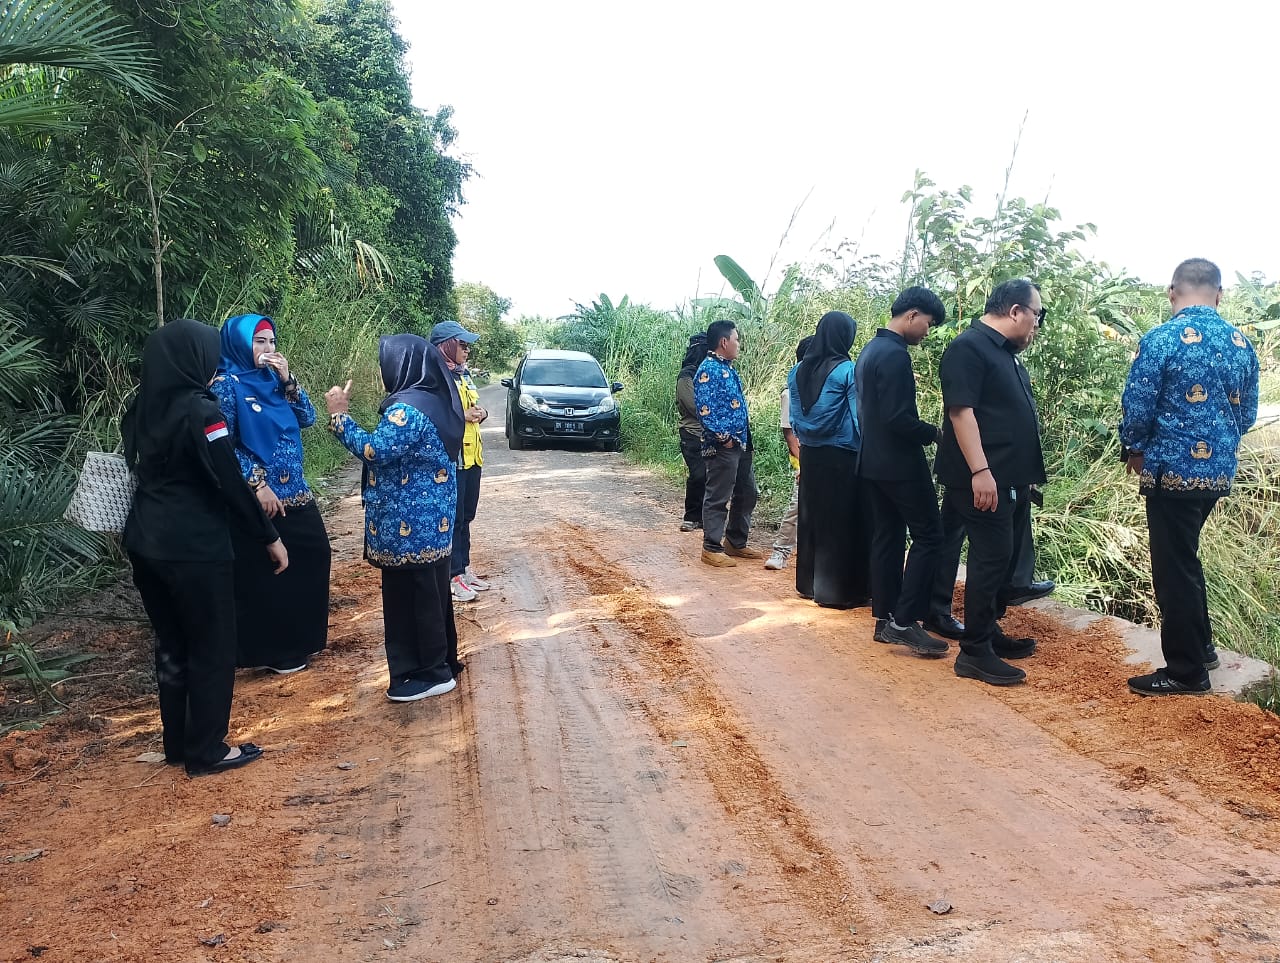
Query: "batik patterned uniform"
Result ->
[[694, 355, 751, 451], [1121, 305, 1260, 496], [331, 404, 456, 567], [211, 375, 317, 507]]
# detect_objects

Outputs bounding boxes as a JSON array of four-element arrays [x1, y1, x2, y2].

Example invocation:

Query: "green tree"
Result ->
[[454, 281, 521, 372]]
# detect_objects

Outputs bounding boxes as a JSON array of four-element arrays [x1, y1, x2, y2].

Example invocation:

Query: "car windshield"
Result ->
[[521, 359, 607, 388]]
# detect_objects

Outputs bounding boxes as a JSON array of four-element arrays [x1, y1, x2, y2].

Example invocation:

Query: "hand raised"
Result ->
[[325, 379, 352, 415]]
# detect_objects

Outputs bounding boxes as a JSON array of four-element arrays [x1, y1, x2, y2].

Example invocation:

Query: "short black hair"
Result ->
[[706, 319, 737, 353], [985, 278, 1040, 317], [890, 286, 946, 326], [1172, 258, 1222, 291], [795, 334, 815, 362]]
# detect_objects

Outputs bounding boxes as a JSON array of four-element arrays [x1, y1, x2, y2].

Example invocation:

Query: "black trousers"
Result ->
[[129, 553, 236, 768], [867, 478, 943, 624], [680, 433, 707, 524], [1146, 495, 1217, 685], [451, 464, 482, 578], [701, 445, 758, 552], [943, 486, 1030, 655], [931, 489, 1036, 618], [381, 560, 459, 687]]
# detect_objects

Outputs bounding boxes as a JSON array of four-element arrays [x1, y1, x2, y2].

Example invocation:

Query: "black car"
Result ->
[[502, 349, 623, 451]]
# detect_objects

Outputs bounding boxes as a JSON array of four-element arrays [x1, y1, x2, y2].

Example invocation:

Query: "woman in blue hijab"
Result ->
[[323, 334, 464, 702], [212, 313, 331, 674]]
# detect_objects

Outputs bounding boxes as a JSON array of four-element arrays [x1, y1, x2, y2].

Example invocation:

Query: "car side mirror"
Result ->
[[500, 378, 513, 389], [611, 382, 624, 393]]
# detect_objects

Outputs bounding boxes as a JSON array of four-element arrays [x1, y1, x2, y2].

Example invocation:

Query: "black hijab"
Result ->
[[679, 332, 708, 375], [378, 333, 464, 460], [122, 318, 222, 482], [795, 311, 857, 414]]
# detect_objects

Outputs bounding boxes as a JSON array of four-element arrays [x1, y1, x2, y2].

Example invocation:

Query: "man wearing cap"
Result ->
[[430, 320, 490, 602]]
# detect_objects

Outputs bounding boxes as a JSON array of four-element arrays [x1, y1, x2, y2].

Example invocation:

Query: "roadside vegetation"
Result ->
[[530, 173, 1280, 688], [0, 0, 468, 720]]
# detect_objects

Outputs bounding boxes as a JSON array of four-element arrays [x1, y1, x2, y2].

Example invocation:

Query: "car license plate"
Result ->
[[554, 420, 584, 433]]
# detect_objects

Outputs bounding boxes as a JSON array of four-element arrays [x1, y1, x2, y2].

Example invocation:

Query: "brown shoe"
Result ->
[[701, 549, 738, 567], [722, 542, 763, 560]]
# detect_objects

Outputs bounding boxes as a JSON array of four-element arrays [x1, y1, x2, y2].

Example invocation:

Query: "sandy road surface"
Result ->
[[3, 383, 1280, 963]]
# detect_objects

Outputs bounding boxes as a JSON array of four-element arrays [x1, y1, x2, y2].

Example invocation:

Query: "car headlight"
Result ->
[[517, 392, 537, 412], [598, 395, 616, 412]]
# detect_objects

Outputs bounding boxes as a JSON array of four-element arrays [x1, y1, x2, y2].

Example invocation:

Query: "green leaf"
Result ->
[[713, 255, 763, 305]]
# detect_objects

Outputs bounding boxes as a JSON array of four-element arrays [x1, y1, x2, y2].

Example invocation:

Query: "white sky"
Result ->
[[392, 0, 1278, 320]]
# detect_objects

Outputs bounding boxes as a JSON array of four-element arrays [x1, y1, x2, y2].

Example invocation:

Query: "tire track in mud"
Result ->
[[559, 525, 899, 932]]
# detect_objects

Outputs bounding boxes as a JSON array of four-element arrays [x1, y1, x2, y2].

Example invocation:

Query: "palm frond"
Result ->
[[0, 0, 166, 103]]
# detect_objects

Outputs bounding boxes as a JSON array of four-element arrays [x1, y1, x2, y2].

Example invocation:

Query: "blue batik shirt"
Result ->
[[211, 375, 317, 506], [1120, 305, 1259, 496], [330, 404, 457, 567], [694, 354, 752, 451]]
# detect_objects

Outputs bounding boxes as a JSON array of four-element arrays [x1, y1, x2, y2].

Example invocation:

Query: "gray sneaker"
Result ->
[[764, 550, 789, 570], [881, 621, 949, 657]]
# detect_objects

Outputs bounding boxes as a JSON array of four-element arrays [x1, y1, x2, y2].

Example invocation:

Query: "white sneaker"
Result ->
[[764, 550, 789, 571], [464, 567, 490, 591], [450, 575, 478, 602]]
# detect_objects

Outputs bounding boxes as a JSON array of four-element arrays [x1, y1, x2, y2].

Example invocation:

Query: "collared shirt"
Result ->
[[1120, 305, 1259, 496], [935, 319, 1045, 488], [694, 354, 751, 449], [786, 359, 860, 451], [854, 328, 938, 482]]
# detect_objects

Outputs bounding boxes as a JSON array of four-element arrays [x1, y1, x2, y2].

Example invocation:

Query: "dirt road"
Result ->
[[3, 384, 1280, 963]]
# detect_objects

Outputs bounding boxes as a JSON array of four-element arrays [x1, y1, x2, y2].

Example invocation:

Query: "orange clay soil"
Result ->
[[3, 398, 1279, 963]]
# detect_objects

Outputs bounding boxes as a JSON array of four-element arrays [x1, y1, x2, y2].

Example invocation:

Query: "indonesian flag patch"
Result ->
[[205, 421, 229, 442]]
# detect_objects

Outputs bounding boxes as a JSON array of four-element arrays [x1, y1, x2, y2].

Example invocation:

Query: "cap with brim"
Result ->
[[429, 320, 480, 344]]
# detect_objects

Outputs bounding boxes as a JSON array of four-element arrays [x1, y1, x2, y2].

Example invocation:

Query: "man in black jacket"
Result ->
[[855, 286, 949, 656]]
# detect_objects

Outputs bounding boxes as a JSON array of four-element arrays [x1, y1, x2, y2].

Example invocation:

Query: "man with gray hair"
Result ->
[[1121, 258, 1259, 696]]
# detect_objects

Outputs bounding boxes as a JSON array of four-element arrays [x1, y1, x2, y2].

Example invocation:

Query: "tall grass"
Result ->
[[589, 279, 1280, 676]]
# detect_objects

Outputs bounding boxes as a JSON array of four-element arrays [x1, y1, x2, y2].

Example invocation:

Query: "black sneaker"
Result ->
[[1203, 647, 1220, 670], [992, 630, 1036, 660], [954, 651, 1027, 686], [922, 613, 965, 639], [873, 618, 889, 643], [881, 621, 949, 657], [387, 677, 457, 702], [1127, 670, 1210, 697]]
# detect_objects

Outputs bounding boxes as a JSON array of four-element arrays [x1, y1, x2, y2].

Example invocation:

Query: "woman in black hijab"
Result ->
[[123, 318, 288, 777], [675, 332, 709, 530], [786, 311, 872, 608], [324, 334, 465, 702]]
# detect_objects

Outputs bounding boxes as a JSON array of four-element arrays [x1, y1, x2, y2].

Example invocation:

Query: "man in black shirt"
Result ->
[[855, 286, 949, 656], [935, 278, 1047, 686]]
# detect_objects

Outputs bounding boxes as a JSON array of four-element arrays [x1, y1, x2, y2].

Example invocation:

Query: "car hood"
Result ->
[[518, 384, 609, 404]]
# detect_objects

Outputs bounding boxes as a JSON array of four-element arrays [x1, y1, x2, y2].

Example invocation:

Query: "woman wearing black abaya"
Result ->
[[787, 311, 872, 607], [123, 319, 289, 777]]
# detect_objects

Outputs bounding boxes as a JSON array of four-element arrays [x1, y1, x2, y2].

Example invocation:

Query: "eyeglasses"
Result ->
[[1017, 304, 1047, 327]]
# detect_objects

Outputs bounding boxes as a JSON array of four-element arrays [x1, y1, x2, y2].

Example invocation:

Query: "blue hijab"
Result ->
[[218, 313, 300, 465]]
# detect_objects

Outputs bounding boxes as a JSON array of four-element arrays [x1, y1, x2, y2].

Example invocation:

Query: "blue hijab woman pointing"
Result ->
[[212, 313, 332, 674]]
